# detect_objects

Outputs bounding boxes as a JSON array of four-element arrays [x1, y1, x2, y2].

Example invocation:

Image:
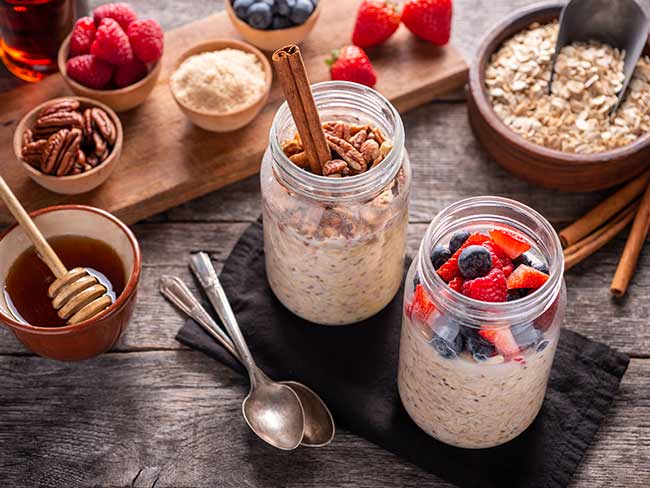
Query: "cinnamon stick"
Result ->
[[272, 45, 330, 175], [559, 169, 650, 247], [564, 201, 638, 271], [610, 179, 650, 296]]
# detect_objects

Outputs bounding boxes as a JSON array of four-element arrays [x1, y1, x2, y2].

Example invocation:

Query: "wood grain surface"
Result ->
[[0, 0, 467, 225], [1, 1, 650, 487]]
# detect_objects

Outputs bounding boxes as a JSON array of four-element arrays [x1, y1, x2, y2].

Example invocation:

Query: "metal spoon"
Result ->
[[549, 0, 649, 114], [160, 275, 335, 448]]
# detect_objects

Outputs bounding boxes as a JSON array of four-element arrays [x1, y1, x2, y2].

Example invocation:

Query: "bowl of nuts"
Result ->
[[468, 2, 650, 192], [13, 97, 123, 195]]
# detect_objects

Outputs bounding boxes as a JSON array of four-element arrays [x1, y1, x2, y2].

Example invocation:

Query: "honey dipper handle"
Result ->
[[0, 176, 67, 278]]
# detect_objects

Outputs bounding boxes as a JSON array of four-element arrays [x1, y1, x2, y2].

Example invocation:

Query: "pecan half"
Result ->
[[87, 154, 100, 168], [41, 129, 81, 175], [21, 139, 47, 168], [360, 139, 380, 163], [91, 108, 116, 146], [92, 131, 109, 160], [322, 159, 350, 177], [22, 129, 33, 147], [322, 121, 351, 140], [82, 108, 94, 139], [41, 130, 68, 174], [39, 98, 80, 118], [33, 111, 83, 139], [56, 128, 82, 176], [324, 133, 367, 173], [349, 129, 368, 150]]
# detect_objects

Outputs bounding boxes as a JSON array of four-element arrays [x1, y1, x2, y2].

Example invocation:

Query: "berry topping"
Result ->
[[479, 326, 520, 358], [501, 257, 515, 277], [437, 232, 491, 282], [113, 57, 148, 88], [66, 55, 113, 89], [127, 19, 164, 64], [352, 0, 401, 48], [461, 267, 508, 302], [513, 252, 532, 268], [327, 46, 377, 88], [464, 331, 496, 361], [507, 264, 550, 290], [511, 322, 543, 350], [507, 288, 530, 301], [448, 276, 464, 292], [290, 0, 315, 25], [532, 262, 549, 275], [69, 17, 96, 57], [407, 284, 436, 323], [93, 2, 137, 31], [489, 228, 531, 259], [90, 18, 133, 65], [402, 0, 452, 46], [458, 245, 492, 279], [430, 244, 452, 270], [536, 340, 550, 352], [449, 230, 470, 254], [430, 319, 463, 359]]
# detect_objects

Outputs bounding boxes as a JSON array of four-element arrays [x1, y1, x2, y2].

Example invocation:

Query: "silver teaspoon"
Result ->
[[159, 275, 335, 448], [188, 253, 336, 448]]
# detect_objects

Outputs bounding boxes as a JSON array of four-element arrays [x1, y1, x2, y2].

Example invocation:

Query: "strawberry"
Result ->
[[480, 326, 520, 358], [113, 57, 148, 88], [437, 233, 490, 282], [489, 228, 531, 259], [128, 19, 164, 64], [93, 2, 138, 31], [352, 1, 401, 48], [66, 55, 113, 89], [461, 267, 508, 302], [448, 276, 464, 293], [402, 0, 452, 46], [327, 46, 377, 87], [408, 284, 436, 323], [69, 17, 96, 57], [90, 18, 133, 65], [507, 265, 549, 290]]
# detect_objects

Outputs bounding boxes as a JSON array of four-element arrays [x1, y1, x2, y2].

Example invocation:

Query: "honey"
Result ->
[[3, 235, 125, 327]]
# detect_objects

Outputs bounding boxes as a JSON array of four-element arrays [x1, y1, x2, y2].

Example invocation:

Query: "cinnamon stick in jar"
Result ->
[[272, 45, 331, 175], [610, 179, 650, 297]]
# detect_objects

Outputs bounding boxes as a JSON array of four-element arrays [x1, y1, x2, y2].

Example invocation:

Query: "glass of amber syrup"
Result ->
[[0, 0, 87, 82]]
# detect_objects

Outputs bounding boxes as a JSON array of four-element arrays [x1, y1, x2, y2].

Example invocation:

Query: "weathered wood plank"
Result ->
[[0, 351, 646, 487]]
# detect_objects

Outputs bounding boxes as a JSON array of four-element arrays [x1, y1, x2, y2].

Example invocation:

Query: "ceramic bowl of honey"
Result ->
[[0, 205, 141, 361]]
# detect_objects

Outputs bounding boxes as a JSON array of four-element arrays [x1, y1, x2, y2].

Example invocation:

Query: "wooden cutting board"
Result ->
[[0, 0, 468, 225]]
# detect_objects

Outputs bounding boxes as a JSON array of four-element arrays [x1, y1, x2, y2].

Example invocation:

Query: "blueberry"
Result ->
[[533, 262, 549, 275], [290, 0, 314, 24], [247, 2, 273, 29], [511, 322, 542, 350], [449, 230, 470, 254], [271, 14, 292, 29], [430, 245, 452, 270], [465, 333, 496, 362], [507, 288, 530, 301], [513, 253, 533, 268], [536, 340, 550, 352], [430, 320, 463, 359], [233, 0, 256, 19], [458, 245, 492, 279], [275, 0, 295, 16]]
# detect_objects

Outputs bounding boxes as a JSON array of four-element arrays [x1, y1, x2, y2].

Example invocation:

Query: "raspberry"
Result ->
[[66, 55, 113, 89], [69, 17, 96, 57], [127, 19, 164, 64], [113, 57, 148, 88], [461, 268, 508, 303], [91, 18, 133, 65], [93, 2, 137, 31]]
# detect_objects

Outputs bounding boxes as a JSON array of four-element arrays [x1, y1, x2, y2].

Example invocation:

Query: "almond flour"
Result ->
[[170, 49, 266, 113]]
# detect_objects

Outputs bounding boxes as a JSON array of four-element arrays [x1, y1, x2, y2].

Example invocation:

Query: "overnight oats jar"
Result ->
[[398, 197, 565, 448], [261, 81, 410, 325]]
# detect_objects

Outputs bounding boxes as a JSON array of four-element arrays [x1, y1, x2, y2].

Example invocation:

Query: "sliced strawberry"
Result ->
[[479, 326, 520, 358], [507, 265, 549, 290], [489, 229, 531, 259], [448, 276, 464, 293], [437, 233, 491, 282], [461, 267, 508, 302], [408, 284, 436, 323]]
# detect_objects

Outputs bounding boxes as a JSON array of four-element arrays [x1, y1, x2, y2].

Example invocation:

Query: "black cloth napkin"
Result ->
[[177, 219, 630, 488]]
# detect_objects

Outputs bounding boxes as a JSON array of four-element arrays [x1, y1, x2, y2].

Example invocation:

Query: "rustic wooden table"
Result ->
[[1, 1, 649, 486]]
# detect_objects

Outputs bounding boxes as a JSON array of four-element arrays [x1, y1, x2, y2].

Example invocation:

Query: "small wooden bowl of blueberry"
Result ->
[[225, 0, 321, 52]]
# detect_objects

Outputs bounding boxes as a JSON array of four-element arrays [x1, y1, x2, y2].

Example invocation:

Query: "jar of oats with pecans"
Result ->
[[261, 81, 411, 325]]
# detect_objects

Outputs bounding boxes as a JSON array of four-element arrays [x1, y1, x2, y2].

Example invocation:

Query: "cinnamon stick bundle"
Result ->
[[272, 45, 331, 175]]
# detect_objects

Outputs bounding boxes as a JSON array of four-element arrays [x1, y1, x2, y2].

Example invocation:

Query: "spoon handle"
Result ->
[[159, 275, 240, 361], [189, 253, 260, 379]]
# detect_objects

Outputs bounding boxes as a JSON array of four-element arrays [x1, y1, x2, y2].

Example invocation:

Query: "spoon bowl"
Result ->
[[283, 381, 335, 447]]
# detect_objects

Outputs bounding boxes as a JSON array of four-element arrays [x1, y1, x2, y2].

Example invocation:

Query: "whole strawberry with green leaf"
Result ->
[[326, 46, 377, 87], [352, 0, 402, 48], [402, 0, 452, 46]]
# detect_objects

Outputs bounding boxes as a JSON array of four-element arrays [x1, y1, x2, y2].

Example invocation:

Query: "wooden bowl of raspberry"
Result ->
[[57, 3, 164, 113]]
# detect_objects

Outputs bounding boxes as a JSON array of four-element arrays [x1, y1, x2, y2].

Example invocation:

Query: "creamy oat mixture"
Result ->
[[398, 315, 558, 448], [486, 21, 650, 153]]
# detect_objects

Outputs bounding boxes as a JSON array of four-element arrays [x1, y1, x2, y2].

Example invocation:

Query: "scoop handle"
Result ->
[[0, 176, 67, 278]]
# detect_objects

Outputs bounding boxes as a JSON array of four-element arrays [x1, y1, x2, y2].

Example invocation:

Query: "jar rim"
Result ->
[[268, 81, 405, 202], [417, 196, 565, 327]]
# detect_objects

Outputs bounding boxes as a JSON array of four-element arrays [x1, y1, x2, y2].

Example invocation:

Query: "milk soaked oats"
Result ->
[[261, 82, 410, 325], [397, 197, 566, 448]]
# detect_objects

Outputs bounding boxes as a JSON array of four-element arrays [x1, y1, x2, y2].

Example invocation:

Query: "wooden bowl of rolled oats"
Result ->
[[468, 2, 650, 192]]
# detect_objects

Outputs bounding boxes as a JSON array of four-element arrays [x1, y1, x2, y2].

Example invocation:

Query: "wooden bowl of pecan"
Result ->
[[13, 97, 123, 195], [468, 2, 650, 192]]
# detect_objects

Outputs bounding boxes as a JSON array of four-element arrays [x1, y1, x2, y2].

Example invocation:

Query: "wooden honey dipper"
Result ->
[[0, 176, 113, 324]]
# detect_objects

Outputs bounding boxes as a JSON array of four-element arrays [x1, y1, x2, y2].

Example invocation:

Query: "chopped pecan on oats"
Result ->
[[360, 139, 380, 163], [289, 151, 310, 169], [322, 159, 350, 177], [325, 133, 367, 173]]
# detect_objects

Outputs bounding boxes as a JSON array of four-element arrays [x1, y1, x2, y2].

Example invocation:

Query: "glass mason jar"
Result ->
[[261, 81, 411, 326], [398, 197, 565, 449]]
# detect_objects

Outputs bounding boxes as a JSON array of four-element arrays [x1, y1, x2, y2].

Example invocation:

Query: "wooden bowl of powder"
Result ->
[[169, 39, 272, 132]]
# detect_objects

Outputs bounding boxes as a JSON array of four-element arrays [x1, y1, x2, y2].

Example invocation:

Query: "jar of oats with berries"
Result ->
[[261, 81, 411, 325]]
